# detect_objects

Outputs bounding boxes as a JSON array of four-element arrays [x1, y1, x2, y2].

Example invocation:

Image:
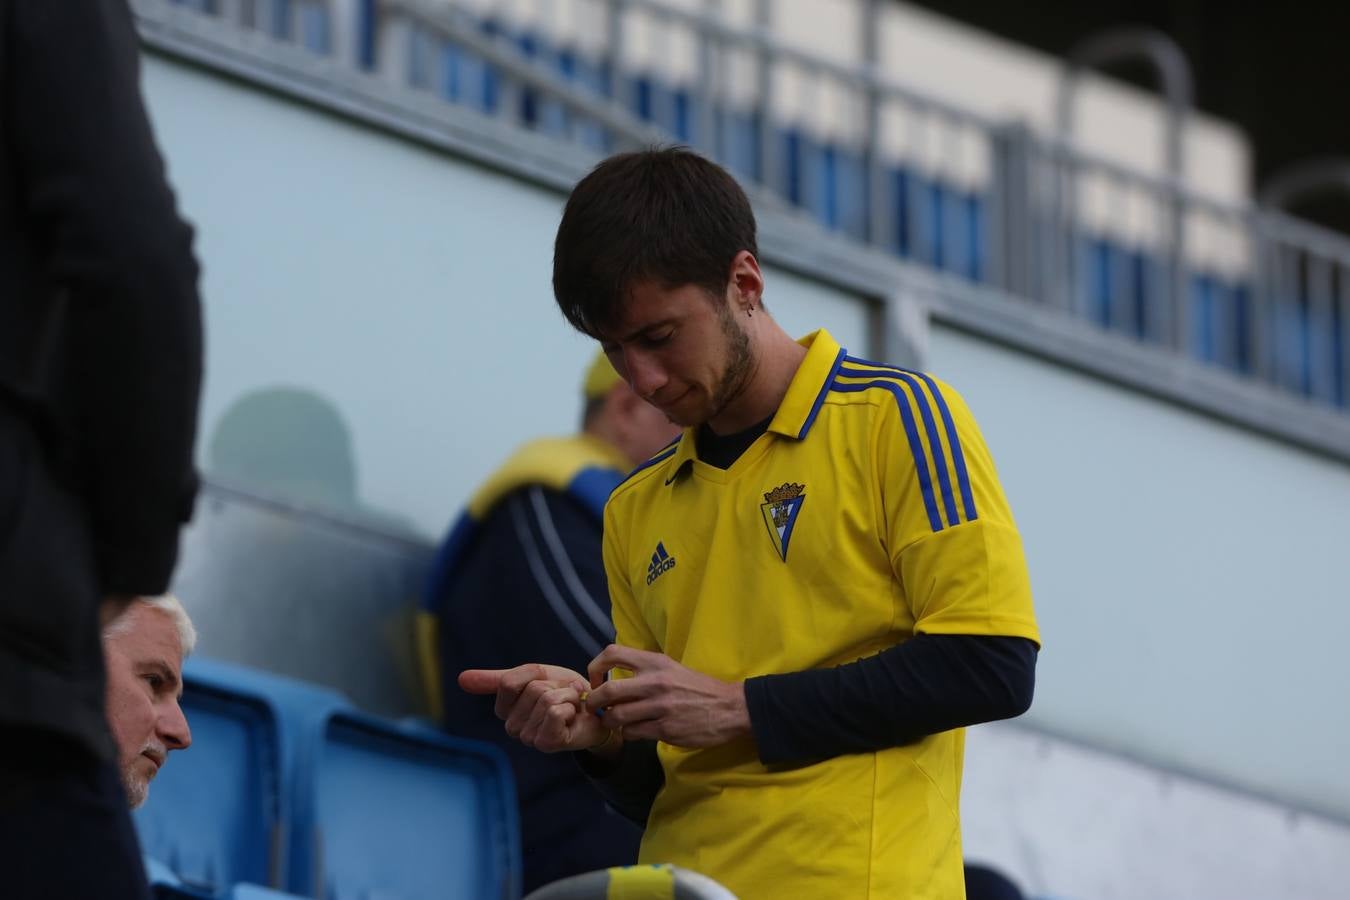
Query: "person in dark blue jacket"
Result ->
[[423, 351, 677, 892]]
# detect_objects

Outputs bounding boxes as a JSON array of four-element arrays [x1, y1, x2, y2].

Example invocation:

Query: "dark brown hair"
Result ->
[[552, 147, 758, 336]]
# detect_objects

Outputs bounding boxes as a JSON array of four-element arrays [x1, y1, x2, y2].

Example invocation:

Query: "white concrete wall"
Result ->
[[963, 722, 1350, 900], [929, 323, 1350, 822], [139, 51, 874, 540]]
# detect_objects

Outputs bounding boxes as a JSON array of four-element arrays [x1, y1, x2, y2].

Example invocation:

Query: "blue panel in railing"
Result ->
[[925, 180, 944, 270], [782, 128, 807, 207], [1315, 294, 1341, 404], [270, 0, 292, 40], [441, 45, 487, 112], [1129, 251, 1152, 340], [520, 86, 540, 127], [1231, 285, 1253, 375], [672, 90, 693, 143], [591, 58, 616, 97], [965, 192, 986, 283], [514, 30, 543, 127], [1271, 294, 1313, 396], [297, 3, 330, 54], [1332, 301, 1346, 407], [1082, 237, 1164, 341], [407, 24, 435, 90], [834, 149, 867, 242], [1190, 274, 1220, 364], [479, 58, 501, 115], [1085, 238, 1112, 328], [939, 186, 980, 280], [358, 0, 377, 69], [720, 109, 760, 181], [890, 167, 913, 258], [474, 17, 504, 115], [815, 141, 837, 227], [634, 76, 656, 123], [556, 47, 579, 83], [440, 44, 461, 101]]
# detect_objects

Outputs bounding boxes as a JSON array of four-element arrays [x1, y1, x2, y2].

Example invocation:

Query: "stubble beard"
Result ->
[[705, 301, 755, 425]]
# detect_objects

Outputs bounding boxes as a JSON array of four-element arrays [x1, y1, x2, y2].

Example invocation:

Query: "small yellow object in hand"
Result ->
[[580, 690, 605, 718]]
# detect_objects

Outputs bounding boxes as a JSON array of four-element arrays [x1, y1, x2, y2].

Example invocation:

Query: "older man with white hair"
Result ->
[[102, 595, 195, 808]]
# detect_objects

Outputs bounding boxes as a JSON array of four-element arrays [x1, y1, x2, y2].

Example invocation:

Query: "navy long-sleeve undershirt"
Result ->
[[581, 633, 1038, 823]]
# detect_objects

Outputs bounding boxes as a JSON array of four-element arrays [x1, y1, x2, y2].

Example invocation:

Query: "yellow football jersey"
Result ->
[[601, 329, 1039, 899]]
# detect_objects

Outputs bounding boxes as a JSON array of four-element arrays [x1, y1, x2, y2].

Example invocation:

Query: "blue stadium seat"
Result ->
[[228, 885, 310, 899], [135, 658, 350, 895], [137, 657, 519, 899], [288, 713, 521, 900]]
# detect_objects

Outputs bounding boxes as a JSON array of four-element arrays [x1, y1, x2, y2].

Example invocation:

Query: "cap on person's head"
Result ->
[[582, 349, 623, 400]]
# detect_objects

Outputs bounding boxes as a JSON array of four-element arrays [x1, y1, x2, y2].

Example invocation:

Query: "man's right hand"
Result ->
[[459, 664, 613, 753]]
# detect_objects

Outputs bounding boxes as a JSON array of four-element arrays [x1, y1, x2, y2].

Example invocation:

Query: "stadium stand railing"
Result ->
[[155, 0, 1350, 414]]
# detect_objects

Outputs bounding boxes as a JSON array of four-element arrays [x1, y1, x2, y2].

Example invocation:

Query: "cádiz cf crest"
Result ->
[[760, 482, 805, 561]]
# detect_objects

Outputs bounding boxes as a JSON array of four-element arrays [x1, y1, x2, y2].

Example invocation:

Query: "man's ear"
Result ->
[[727, 250, 764, 313]]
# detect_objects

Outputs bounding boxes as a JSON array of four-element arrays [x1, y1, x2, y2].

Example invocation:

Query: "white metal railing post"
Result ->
[[217, 0, 244, 26], [1057, 28, 1193, 347], [861, 0, 886, 250], [329, 0, 360, 67], [695, 0, 720, 159], [754, 0, 776, 193], [376, 1, 414, 88], [606, 0, 627, 112]]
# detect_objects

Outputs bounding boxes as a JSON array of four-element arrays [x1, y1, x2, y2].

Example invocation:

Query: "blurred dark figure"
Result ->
[[966, 862, 1028, 900], [207, 386, 415, 534], [428, 351, 677, 892], [0, 2, 203, 897]]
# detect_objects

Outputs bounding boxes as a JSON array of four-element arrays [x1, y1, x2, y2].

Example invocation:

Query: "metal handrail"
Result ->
[[1260, 157, 1350, 211], [382, 0, 670, 149], [615, 0, 1002, 135], [1057, 27, 1193, 181]]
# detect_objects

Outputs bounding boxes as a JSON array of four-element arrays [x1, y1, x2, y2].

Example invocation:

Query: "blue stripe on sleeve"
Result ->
[[830, 380, 944, 532], [843, 357, 978, 522], [839, 362, 959, 526]]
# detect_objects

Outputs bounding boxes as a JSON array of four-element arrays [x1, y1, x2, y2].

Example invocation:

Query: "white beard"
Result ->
[[122, 739, 167, 809], [122, 768, 149, 809]]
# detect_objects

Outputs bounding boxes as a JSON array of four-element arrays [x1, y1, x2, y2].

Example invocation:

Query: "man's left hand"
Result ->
[[583, 644, 751, 749]]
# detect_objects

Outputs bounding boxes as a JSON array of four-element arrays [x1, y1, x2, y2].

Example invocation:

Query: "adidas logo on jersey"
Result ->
[[646, 541, 676, 585]]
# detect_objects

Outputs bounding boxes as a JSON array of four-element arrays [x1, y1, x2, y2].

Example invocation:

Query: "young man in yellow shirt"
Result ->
[[462, 148, 1040, 898]]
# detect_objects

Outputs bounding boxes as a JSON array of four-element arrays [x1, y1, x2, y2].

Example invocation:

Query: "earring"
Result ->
[[746, 305, 753, 318]]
